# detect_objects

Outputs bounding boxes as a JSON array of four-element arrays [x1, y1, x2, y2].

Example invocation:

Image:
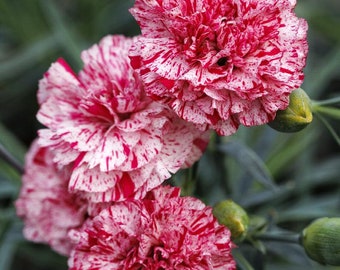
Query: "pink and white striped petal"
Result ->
[[129, 0, 309, 135]]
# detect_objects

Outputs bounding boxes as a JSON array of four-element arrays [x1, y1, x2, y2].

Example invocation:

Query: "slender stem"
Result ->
[[182, 162, 198, 196], [312, 105, 340, 120], [314, 112, 340, 146], [312, 96, 340, 107], [0, 143, 24, 174], [254, 232, 301, 244]]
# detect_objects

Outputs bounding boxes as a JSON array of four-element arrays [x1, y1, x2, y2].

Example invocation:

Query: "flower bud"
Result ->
[[301, 217, 340, 266], [213, 200, 249, 242], [268, 88, 313, 132]]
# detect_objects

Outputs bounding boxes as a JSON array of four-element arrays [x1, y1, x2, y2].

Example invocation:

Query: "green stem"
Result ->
[[0, 143, 24, 174], [314, 112, 340, 146], [312, 105, 340, 120], [254, 232, 301, 244], [233, 249, 255, 270], [182, 162, 198, 196], [312, 96, 340, 107]]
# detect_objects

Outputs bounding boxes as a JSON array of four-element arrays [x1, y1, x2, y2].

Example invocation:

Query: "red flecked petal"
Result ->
[[36, 34, 208, 202], [68, 186, 236, 269], [69, 164, 123, 193], [130, 0, 308, 135], [38, 59, 84, 105], [15, 140, 87, 256]]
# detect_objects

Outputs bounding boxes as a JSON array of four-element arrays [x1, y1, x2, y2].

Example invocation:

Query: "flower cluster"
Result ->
[[16, 0, 308, 269]]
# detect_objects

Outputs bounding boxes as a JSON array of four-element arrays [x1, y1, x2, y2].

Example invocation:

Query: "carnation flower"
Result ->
[[37, 35, 209, 202], [68, 185, 236, 270], [15, 140, 87, 256], [129, 0, 308, 135]]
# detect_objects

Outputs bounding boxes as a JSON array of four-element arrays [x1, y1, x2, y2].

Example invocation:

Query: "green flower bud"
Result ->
[[302, 217, 340, 266], [268, 88, 313, 133], [213, 200, 249, 242]]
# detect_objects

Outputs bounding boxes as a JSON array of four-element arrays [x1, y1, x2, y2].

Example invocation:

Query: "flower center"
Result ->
[[217, 57, 228, 66]]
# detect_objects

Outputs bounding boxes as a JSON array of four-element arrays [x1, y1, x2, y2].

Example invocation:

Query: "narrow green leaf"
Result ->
[[0, 161, 21, 185], [304, 46, 340, 97], [40, 0, 84, 69], [312, 96, 340, 107], [241, 183, 295, 208], [0, 123, 27, 163], [0, 222, 23, 270], [233, 249, 256, 270], [266, 129, 317, 177], [298, 156, 340, 187], [219, 140, 277, 191], [0, 34, 58, 81], [0, 143, 24, 175], [315, 112, 340, 146], [278, 196, 340, 222], [0, 180, 17, 199]]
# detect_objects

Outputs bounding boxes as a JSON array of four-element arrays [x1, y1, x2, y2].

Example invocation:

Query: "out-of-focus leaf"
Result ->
[[94, 0, 138, 37], [219, 140, 277, 191], [278, 195, 340, 222], [309, 13, 340, 43], [233, 249, 256, 270], [0, 161, 21, 185], [264, 241, 312, 266], [13, 243, 68, 270], [40, 0, 84, 69], [241, 183, 295, 208], [196, 147, 231, 204], [0, 122, 26, 163], [315, 113, 340, 145], [298, 156, 340, 187], [0, 221, 23, 270], [265, 128, 317, 177], [0, 180, 17, 199], [0, 123, 26, 184], [304, 46, 340, 97], [266, 264, 338, 270], [0, 35, 58, 81]]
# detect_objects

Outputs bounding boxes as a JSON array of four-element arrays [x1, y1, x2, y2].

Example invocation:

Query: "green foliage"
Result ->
[[0, 0, 339, 269]]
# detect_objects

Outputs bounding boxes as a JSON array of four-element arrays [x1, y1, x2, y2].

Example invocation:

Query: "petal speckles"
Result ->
[[68, 186, 236, 270], [37, 35, 209, 202], [129, 0, 308, 135], [15, 141, 88, 256]]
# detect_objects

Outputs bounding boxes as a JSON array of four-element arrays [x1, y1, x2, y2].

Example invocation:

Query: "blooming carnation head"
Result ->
[[15, 140, 87, 256], [37, 35, 209, 202], [129, 0, 308, 135], [68, 185, 236, 269]]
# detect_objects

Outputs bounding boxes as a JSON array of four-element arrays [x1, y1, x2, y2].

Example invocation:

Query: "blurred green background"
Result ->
[[0, 0, 339, 269]]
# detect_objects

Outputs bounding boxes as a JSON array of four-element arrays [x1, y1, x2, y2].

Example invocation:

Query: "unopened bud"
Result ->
[[268, 88, 313, 133], [213, 200, 249, 242], [302, 217, 340, 266]]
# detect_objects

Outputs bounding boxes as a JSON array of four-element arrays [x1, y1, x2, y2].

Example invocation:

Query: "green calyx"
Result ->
[[302, 217, 340, 266], [213, 200, 249, 242], [268, 88, 313, 133]]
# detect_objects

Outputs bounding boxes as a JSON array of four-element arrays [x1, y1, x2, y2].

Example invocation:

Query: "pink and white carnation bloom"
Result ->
[[15, 140, 88, 256], [68, 185, 236, 270], [36, 35, 209, 202], [129, 0, 309, 135]]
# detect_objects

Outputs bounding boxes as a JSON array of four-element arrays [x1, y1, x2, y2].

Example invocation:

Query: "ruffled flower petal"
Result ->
[[15, 140, 88, 256], [37, 35, 209, 202], [129, 0, 308, 135], [68, 185, 236, 269]]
